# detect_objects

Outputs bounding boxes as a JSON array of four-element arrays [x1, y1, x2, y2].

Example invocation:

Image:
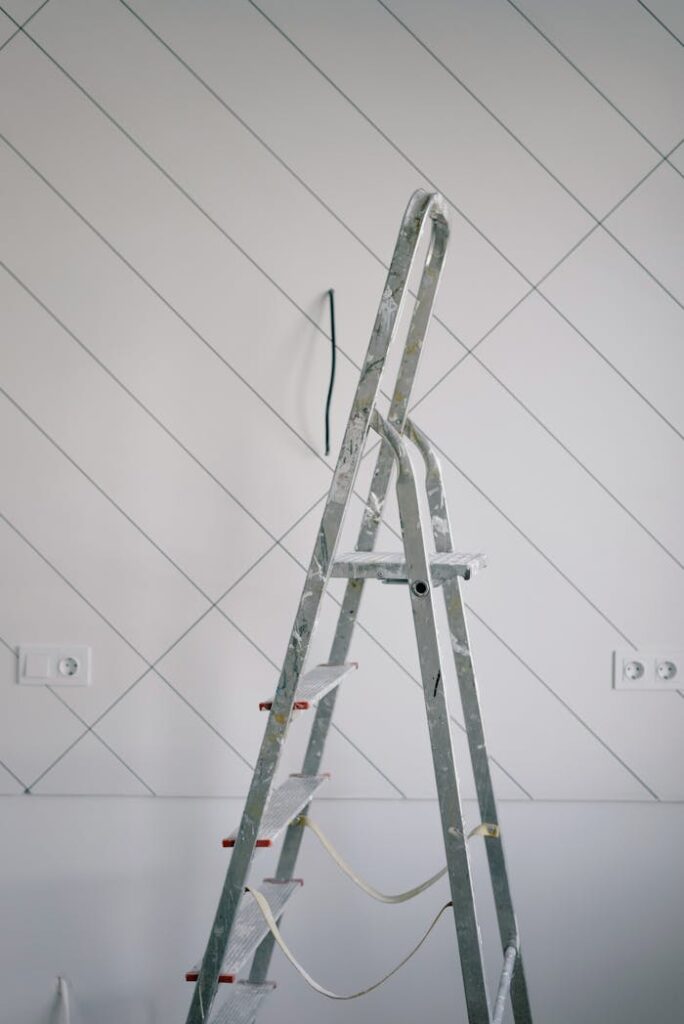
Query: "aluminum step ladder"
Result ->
[[183, 190, 533, 1024]]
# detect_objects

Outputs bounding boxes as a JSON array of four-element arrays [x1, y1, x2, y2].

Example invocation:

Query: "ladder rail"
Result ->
[[247, 192, 450, 987], [406, 418, 533, 1024], [492, 947, 518, 1024], [186, 190, 448, 1024], [373, 410, 492, 1023]]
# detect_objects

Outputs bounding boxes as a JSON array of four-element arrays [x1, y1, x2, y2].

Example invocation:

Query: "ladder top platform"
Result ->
[[331, 551, 487, 583]]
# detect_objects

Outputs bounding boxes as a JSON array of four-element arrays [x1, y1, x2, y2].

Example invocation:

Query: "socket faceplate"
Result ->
[[613, 649, 683, 691], [17, 645, 91, 687]]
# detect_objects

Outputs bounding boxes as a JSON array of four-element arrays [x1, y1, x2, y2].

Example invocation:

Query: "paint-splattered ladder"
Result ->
[[183, 190, 533, 1024]]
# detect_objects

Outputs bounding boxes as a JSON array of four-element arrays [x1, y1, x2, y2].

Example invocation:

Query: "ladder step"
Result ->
[[207, 981, 276, 1024], [259, 662, 357, 711], [331, 551, 487, 583], [186, 879, 302, 983], [222, 775, 328, 848]]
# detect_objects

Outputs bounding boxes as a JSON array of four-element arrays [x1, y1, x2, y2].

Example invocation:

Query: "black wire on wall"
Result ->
[[325, 288, 337, 457]]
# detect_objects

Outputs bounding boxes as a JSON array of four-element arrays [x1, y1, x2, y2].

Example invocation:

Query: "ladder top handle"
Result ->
[[373, 189, 450, 376]]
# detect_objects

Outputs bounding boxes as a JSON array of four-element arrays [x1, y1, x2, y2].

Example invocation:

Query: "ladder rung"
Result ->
[[186, 880, 302, 983], [207, 981, 276, 1024], [222, 775, 328, 848], [331, 551, 487, 583], [259, 662, 358, 711]]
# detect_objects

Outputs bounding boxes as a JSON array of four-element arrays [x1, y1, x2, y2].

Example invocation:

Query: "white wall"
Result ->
[[2, 798, 683, 1024], [1, 0, 683, 1020]]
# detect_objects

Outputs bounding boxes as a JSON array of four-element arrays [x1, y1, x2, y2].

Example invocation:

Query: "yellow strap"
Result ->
[[296, 816, 500, 904], [245, 886, 452, 1000]]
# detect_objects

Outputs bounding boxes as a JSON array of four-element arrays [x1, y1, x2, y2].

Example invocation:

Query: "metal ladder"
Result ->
[[184, 190, 533, 1024]]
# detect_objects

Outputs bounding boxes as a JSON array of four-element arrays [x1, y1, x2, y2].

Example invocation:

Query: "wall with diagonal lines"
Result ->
[[0, 1, 682, 1021]]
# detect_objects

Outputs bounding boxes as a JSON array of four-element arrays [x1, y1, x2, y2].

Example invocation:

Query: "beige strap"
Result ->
[[245, 885, 452, 1000], [468, 822, 500, 839], [297, 816, 446, 903], [297, 815, 500, 904]]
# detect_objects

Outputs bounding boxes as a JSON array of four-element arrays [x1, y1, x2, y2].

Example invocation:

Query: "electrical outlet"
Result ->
[[17, 645, 91, 687], [613, 649, 683, 691]]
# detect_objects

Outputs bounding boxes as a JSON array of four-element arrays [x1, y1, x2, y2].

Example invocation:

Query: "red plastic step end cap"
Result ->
[[185, 970, 236, 984], [259, 700, 310, 711], [222, 837, 272, 849]]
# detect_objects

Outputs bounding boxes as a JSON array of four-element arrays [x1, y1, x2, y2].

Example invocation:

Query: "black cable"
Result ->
[[325, 288, 337, 456]]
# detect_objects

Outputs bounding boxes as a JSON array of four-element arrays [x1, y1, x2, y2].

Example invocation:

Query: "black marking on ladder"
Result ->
[[433, 671, 441, 698]]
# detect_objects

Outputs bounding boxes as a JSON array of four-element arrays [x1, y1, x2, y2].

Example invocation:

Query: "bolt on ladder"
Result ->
[[184, 190, 533, 1024]]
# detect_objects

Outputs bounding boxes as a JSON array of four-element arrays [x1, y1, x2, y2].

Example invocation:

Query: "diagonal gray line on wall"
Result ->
[[374, 1, 684, 298], [636, 0, 684, 47], [376, 0, 643, 216], [426, 439, 638, 649], [0, 31, 386, 405], [17, 0, 682, 561], [0, 293, 650, 802], [0, 220, 660, 798], [0, 755, 26, 789], [0, 394, 529, 802], [0, 642, 30, 788], [209, 603, 408, 799], [0, 20, 20, 53], [0, 14, 671, 798], [0, 386, 217, 603], [5, 332, 659, 801], [20, 0, 684, 428], [26, 727, 95, 791], [0, 257, 282, 553], [248, 0, 679, 309], [302, 455, 660, 801], [0, 345, 530, 797], [462, 609, 659, 800], [0, 512, 261, 781], [43, 692, 157, 794], [247, 0, 684, 316], [0, 498, 410, 798], [252, 564, 534, 797], [0, 135, 669, 801], [0, 9, 671, 806], [0, 0, 50, 55], [0, 247, 440, 784], [274, 481, 659, 800], [412, 142, 684, 436], [77, 489, 333, 740], [29, 719, 157, 795], [116, 0, 684, 447], [0, 634, 156, 794], [115, 0, 471, 360], [1, 32, 680, 589], [450, 356, 682, 569], [505, 0, 684, 180], [0, 131, 340, 479]]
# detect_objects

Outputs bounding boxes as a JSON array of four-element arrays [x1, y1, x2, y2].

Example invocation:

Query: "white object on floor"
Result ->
[[55, 977, 71, 1024]]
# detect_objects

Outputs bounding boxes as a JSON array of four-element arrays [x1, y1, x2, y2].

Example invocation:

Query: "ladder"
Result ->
[[183, 190, 533, 1024]]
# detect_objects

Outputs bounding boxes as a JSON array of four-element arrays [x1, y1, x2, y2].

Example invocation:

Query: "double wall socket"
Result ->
[[613, 649, 682, 691], [17, 645, 91, 687]]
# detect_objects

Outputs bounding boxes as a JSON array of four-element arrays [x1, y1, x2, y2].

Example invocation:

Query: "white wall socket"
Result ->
[[613, 649, 683, 691], [17, 645, 91, 687]]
